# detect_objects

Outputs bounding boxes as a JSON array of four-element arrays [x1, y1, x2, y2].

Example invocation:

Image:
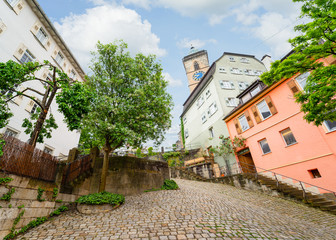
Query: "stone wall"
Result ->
[[72, 156, 170, 196], [0, 172, 80, 239]]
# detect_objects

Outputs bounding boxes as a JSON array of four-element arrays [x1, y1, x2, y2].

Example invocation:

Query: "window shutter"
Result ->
[[25, 100, 35, 112], [287, 79, 300, 95], [52, 47, 59, 60], [13, 43, 27, 62], [0, 21, 7, 35], [13, 0, 24, 15], [244, 110, 254, 128], [45, 40, 52, 51], [251, 105, 261, 124], [265, 95, 277, 115], [233, 118, 242, 134]]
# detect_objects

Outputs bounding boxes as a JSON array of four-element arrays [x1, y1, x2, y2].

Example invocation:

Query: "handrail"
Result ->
[[237, 161, 336, 196]]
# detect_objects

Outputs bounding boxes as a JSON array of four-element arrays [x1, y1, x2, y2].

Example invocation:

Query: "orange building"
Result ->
[[224, 58, 336, 193]]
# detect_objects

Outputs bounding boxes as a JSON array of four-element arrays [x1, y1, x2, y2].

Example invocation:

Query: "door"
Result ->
[[238, 152, 256, 173]]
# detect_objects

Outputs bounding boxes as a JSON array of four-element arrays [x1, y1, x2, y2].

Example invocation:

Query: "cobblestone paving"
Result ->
[[20, 179, 336, 240]]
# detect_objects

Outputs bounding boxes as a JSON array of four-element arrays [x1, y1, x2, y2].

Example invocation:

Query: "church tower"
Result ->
[[182, 47, 210, 93]]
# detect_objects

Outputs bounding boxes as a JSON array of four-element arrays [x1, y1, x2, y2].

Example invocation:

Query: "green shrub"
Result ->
[[76, 191, 125, 206], [49, 205, 68, 217], [161, 179, 179, 190], [0, 177, 13, 185]]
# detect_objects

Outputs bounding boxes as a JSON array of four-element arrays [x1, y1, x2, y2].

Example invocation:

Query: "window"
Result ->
[[324, 120, 336, 132], [218, 67, 226, 73], [183, 117, 187, 124], [194, 61, 199, 71], [250, 85, 261, 96], [6, 0, 20, 7], [220, 80, 234, 89], [185, 129, 189, 138], [281, 128, 297, 146], [240, 58, 249, 63], [229, 57, 235, 62], [254, 70, 263, 76], [295, 72, 310, 90], [4, 128, 19, 138], [244, 69, 254, 76], [197, 95, 205, 108], [201, 113, 207, 123], [238, 82, 249, 90], [259, 139, 271, 154], [20, 50, 35, 64], [230, 68, 242, 75], [0, 18, 7, 35], [207, 102, 218, 117], [69, 70, 76, 79], [205, 89, 211, 98], [256, 100, 272, 120], [36, 27, 48, 45], [209, 127, 214, 138], [30, 103, 38, 114], [55, 52, 64, 66], [238, 115, 250, 132], [308, 169, 321, 178], [225, 97, 237, 107], [44, 146, 54, 155]]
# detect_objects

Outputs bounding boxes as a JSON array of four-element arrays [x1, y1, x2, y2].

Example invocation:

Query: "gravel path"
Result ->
[[20, 179, 336, 239]]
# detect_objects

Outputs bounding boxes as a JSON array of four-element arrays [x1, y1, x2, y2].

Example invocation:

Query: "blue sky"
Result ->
[[39, 0, 303, 149]]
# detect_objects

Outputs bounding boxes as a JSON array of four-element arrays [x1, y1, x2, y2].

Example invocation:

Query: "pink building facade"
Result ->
[[224, 59, 336, 193]]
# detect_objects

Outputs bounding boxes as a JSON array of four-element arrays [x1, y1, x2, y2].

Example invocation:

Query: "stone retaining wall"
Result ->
[[0, 172, 79, 239]]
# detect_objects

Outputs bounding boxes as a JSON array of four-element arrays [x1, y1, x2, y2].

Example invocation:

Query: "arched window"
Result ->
[[194, 61, 200, 71]]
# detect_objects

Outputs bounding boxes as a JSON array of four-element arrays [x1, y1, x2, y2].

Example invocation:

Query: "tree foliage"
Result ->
[[82, 41, 173, 191], [260, 0, 336, 125], [0, 60, 91, 148]]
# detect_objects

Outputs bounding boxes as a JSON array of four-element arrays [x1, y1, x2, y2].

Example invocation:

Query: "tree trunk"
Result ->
[[28, 85, 58, 147], [99, 143, 113, 192]]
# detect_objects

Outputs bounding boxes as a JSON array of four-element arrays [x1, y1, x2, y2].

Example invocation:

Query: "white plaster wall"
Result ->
[[182, 54, 267, 167], [0, 0, 83, 156]]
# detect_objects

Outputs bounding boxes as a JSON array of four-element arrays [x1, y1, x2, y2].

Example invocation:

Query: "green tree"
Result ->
[[82, 41, 173, 191], [0, 60, 91, 148], [260, 0, 336, 125]]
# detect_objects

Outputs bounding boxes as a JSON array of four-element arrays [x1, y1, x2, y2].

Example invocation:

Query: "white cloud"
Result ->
[[54, 3, 166, 71], [177, 38, 217, 50], [163, 72, 182, 87]]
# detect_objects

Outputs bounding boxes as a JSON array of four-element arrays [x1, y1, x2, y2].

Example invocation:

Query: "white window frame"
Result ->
[[69, 70, 76, 79], [230, 68, 242, 75], [250, 85, 261, 97], [259, 139, 271, 154], [185, 129, 189, 138], [238, 114, 250, 132], [240, 57, 249, 63], [207, 102, 218, 117], [295, 72, 310, 91], [197, 95, 205, 108], [183, 116, 187, 124], [205, 89, 211, 99], [218, 67, 226, 73], [201, 113, 207, 123], [238, 81, 249, 90], [229, 56, 235, 62], [220, 80, 234, 90], [6, 0, 20, 7], [55, 51, 64, 66], [281, 128, 297, 146], [20, 50, 35, 64], [4, 127, 19, 138], [209, 127, 214, 138], [225, 97, 237, 107], [36, 27, 48, 45], [254, 70, 263, 76], [43, 145, 54, 155], [30, 103, 38, 114], [256, 100, 272, 120], [324, 120, 336, 132]]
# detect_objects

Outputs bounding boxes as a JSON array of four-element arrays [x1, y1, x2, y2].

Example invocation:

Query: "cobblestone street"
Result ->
[[20, 179, 336, 240]]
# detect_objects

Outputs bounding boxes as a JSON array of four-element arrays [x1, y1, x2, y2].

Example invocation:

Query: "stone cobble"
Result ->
[[19, 179, 336, 239]]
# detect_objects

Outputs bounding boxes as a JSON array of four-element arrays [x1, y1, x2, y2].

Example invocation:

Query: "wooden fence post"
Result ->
[[90, 146, 100, 168]]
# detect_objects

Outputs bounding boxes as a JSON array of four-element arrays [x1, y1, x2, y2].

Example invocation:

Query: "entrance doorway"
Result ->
[[237, 150, 256, 173]]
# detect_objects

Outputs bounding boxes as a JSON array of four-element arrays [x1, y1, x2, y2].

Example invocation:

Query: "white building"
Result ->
[[181, 50, 269, 168], [0, 0, 85, 157]]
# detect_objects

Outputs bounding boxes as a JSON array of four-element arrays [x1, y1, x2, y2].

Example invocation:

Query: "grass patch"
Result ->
[[76, 191, 125, 206]]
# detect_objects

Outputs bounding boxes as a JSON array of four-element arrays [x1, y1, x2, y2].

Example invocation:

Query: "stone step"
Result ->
[[311, 200, 335, 207], [320, 204, 336, 211]]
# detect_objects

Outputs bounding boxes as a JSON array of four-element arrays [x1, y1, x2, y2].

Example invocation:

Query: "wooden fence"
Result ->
[[61, 154, 92, 186], [0, 135, 59, 182]]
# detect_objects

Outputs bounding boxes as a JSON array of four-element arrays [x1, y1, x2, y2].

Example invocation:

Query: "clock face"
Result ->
[[192, 71, 205, 81]]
